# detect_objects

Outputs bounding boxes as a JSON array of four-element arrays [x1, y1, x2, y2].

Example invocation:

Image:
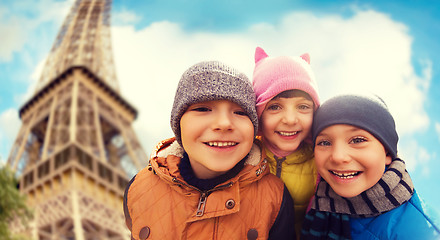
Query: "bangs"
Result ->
[[274, 90, 312, 101]]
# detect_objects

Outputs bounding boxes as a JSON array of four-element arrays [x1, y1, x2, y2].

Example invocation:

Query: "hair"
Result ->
[[271, 90, 315, 110], [273, 89, 313, 100]]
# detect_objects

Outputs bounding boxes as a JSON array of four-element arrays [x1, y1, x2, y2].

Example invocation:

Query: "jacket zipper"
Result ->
[[196, 192, 207, 216], [172, 178, 233, 217], [274, 156, 286, 178]]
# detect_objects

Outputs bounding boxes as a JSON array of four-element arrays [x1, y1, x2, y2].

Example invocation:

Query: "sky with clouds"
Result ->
[[1, 0, 439, 213]]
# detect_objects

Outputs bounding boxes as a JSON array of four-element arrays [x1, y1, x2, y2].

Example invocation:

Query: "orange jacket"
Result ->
[[124, 138, 295, 240]]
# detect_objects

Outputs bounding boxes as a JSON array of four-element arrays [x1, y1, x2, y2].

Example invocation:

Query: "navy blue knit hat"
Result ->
[[312, 94, 398, 158], [171, 61, 258, 146]]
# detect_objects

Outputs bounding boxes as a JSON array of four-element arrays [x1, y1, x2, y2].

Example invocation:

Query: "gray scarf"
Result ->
[[301, 159, 414, 240], [312, 158, 414, 217]]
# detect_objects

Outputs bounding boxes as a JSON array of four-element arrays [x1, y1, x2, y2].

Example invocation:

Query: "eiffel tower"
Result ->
[[7, 0, 147, 239]]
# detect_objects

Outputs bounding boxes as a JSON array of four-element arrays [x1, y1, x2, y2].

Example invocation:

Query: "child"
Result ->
[[123, 61, 296, 239], [252, 47, 320, 237], [301, 94, 440, 239]]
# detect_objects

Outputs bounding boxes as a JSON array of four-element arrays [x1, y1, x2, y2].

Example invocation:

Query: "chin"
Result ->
[[333, 188, 362, 198]]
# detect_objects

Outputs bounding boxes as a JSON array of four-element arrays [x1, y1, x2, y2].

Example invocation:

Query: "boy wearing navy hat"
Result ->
[[302, 94, 440, 240]]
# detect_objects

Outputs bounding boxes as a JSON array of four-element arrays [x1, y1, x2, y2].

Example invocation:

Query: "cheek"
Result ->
[[313, 150, 327, 170], [300, 114, 313, 129], [366, 154, 387, 176], [180, 119, 190, 136], [239, 118, 255, 138], [260, 114, 278, 130], [180, 115, 200, 141]]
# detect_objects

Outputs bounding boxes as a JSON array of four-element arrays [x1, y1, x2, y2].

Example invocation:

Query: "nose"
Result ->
[[213, 111, 233, 131], [330, 143, 351, 164], [281, 109, 298, 125]]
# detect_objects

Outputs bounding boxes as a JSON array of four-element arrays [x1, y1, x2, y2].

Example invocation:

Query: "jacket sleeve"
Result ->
[[268, 185, 296, 240], [123, 174, 137, 231]]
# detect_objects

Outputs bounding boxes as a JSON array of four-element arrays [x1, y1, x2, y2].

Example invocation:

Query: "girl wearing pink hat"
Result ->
[[252, 47, 320, 239]]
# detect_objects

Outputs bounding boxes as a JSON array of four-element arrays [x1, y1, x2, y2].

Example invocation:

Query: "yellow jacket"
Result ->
[[263, 143, 317, 239]]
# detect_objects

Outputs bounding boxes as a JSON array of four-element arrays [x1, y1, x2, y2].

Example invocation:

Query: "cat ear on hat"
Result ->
[[255, 47, 269, 63], [300, 53, 310, 64]]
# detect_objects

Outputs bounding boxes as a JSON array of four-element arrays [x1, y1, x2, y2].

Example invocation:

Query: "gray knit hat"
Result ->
[[171, 61, 258, 146], [312, 94, 398, 158]]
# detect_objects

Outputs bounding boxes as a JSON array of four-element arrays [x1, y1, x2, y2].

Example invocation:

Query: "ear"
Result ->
[[300, 53, 310, 64], [385, 153, 392, 165], [255, 47, 268, 64]]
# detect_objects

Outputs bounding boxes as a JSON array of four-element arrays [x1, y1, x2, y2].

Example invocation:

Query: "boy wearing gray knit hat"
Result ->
[[124, 61, 296, 239], [301, 94, 440, 240], [171, 61, 259, 146]]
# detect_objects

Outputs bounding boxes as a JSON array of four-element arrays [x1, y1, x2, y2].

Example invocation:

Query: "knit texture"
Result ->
[[310, 158, 413, 216], [312, 94, 399, 158], [171, 61, 258, 146], [252, 47, 320, 118], [301, 159, 414, 240]]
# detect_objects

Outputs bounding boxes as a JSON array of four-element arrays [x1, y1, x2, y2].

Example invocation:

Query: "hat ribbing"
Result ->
[[312, 94, 399, 158], [171, 61, 258, 146], [252, 47, 320, 118]]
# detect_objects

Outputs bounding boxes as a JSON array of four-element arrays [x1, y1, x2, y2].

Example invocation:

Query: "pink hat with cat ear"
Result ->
[[252, 47, 320, 118]]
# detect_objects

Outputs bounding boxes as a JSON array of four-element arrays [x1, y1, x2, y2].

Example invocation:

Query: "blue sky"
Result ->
[[1, 0, 439, 214]]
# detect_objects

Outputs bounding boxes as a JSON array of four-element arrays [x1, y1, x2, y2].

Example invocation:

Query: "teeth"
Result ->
[[331, 171, 359, 179], [207, 142, 237, 147], [278, 131, 298, 136]]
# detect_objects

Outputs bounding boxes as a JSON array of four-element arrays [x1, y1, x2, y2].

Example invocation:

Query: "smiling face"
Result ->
[[314, 124, 392, 198], [180, 100, 254, 179], [260, 90, 314, 156]]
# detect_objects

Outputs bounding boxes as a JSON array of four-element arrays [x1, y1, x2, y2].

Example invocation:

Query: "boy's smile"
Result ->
[[180, 100, 254, 179], [260, 96, 313, 156], [329, 170, 361, 179], [314, 124, 392, 198], [205, 141, 238, 147]]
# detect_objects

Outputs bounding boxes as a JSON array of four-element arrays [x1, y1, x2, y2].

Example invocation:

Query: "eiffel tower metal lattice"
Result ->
[[7, 0, 147, 239]]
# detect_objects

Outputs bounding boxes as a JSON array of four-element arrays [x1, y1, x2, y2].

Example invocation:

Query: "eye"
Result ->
[[234, 110, 247, 116], [316, 140, 331, 146], [350, 136, 367, 144], [298, 104, 311, 110], [191, 107, 211, 112], [267, 104, 281, 111]]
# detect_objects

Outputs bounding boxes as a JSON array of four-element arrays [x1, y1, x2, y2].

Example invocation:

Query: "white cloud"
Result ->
[[0, 0, 72, 62], [111, 9, 431, 155], [112, 21, 257, 151], [0, 7, 26, 61], [398, 139, 431, 174], [113, 8, 141, 25], [16, 57, 47, 105]]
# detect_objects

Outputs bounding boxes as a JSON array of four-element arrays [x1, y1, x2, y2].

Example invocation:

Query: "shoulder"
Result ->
[[123, 169, 162, 231], [126, 138, 182, 207], [297, 143, 314, 161], [244, 141, 264, 166], [241, 142, 285, 197], [125, 167, 163, 206], [249, 173, 285, 208], [153, 137, 183, 158], [284, 143, 315, 165], [351, 191, 440, 239], [406, 191, 440, 234]]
